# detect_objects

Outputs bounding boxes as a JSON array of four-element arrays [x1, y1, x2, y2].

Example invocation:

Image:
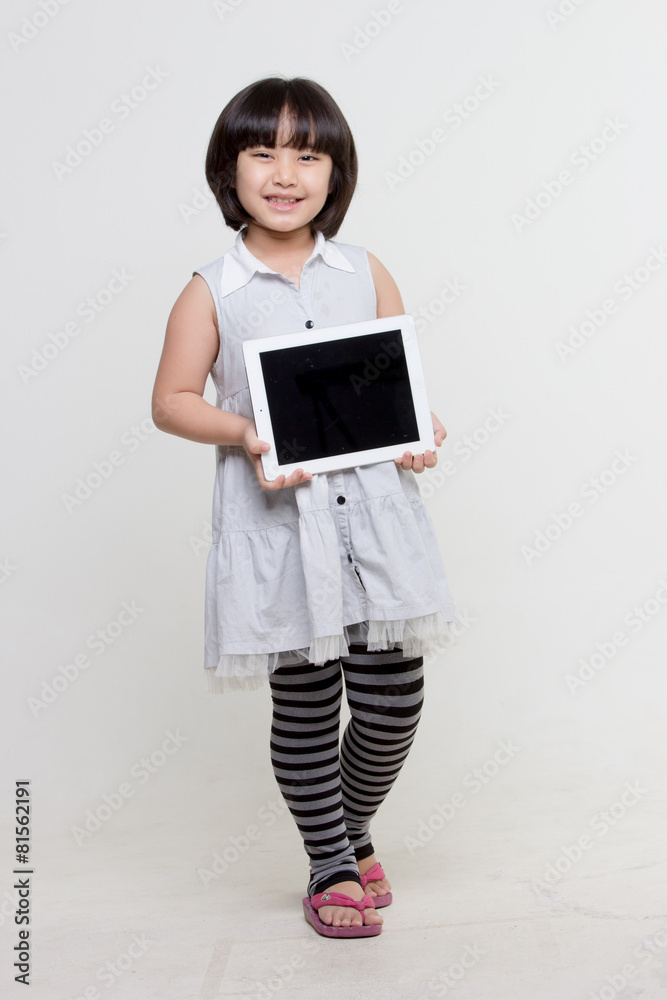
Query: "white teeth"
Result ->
[[267, 197, 298, 203]]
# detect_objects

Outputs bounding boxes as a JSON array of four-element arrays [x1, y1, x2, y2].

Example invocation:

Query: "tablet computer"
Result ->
[[242, 313, 435, 479]]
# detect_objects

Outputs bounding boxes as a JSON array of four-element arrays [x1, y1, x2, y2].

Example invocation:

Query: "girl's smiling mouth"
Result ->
[[264, 196, 304, 209]]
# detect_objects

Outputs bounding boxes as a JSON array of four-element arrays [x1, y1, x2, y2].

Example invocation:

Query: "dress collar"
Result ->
[[219, 226, 355, 297]]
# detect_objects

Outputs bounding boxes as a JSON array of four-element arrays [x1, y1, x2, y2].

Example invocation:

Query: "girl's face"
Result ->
[[234, 112, 334, 236]]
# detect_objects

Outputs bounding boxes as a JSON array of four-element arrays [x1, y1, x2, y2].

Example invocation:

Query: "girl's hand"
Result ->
[[394, 411, 447, 473], [242, 422, 313, 490]]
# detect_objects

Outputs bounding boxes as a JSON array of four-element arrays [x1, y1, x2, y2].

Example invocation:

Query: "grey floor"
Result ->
[[20, 728, 667, 999]]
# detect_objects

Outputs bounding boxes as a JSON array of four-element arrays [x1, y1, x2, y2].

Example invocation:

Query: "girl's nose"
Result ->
[[272, 154, 298, 186]]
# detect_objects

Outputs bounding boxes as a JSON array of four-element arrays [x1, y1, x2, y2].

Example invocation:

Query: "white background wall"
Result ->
[[2, 0, 666, 975]]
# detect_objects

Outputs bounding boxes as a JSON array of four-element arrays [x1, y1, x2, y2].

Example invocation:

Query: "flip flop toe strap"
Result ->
[[310, 890, 375, 911], [359, 862, 385, 886]]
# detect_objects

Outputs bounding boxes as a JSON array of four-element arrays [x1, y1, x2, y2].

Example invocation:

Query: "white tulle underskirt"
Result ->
[[204, 609, 459, 694]]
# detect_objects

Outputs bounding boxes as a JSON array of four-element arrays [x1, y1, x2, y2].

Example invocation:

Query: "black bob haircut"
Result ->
[[205, 77, 358, 240]]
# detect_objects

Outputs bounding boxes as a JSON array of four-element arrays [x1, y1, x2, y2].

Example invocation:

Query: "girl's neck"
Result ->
[[241, 221, 316, 263]]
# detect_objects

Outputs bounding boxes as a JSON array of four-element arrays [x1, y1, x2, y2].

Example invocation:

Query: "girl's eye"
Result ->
[[250, 151, 318, 161]]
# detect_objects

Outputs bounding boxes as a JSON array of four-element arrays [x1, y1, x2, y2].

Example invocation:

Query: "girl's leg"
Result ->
[[339, 645, 425, 863], [267, 658, 363, 899]]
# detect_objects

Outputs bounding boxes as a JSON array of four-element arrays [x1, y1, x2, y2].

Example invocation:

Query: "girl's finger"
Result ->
[[285, 469, 310, 487]]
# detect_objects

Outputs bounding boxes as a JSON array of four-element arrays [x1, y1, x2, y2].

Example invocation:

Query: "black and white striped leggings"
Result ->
[[268, 643, 425, 898]]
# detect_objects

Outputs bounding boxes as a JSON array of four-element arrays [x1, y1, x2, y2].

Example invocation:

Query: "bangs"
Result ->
[[226, 79, 342, 156]]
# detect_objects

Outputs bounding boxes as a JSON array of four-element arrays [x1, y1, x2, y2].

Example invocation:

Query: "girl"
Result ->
[[152, 76, 459, 938]]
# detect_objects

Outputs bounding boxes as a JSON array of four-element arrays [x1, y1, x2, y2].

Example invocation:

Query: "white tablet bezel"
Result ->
[[242, 313, 435, 479]]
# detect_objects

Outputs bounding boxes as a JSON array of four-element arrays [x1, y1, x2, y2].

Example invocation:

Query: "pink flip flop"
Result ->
[[302, 889, 382, 937], [359, 861, 393, 908]]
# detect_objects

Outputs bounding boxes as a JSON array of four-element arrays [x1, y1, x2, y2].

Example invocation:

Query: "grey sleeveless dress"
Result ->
[[193, 226, 459, 692]]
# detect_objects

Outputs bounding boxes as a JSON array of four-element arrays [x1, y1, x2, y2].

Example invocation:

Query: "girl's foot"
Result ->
[[358, 853, 392, 898], [315, 880, 383, 929]]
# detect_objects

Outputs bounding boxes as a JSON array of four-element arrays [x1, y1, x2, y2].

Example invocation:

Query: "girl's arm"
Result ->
[[367, 252, 445, 473], [152, 277, 311, 490], [152, 276, 251, 445]]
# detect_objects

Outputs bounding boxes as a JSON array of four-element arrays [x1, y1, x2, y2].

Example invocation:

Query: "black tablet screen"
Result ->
[[258, 329, 419, 465]]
